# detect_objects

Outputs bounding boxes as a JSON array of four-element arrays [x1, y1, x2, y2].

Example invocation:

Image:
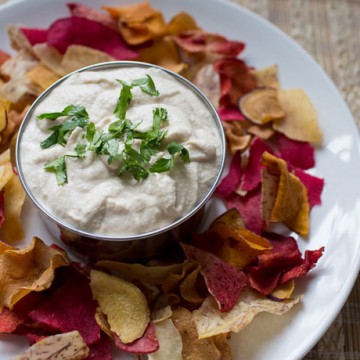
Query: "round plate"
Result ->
[[1, 0, 360, 359]]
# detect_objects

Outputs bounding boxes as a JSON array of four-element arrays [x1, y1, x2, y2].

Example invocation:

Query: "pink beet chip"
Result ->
[[20, 27, 48, 45], [241, 137, 274, 192], [67, 3, 118, 30], [181, 243, 247, 312], [114, 322, 159, 354], [174, 30, 245, 57], [276, 133, 315, 169], [29, 267, 101, 345], [215, 152, 242, 198], [217, 105, 245, 121], [224, 188, 265, 234], [294, 168, 324, 208], [46, 16, 138, 59]]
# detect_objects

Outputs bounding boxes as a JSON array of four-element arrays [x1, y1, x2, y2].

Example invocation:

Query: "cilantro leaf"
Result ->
[[74, 143, 87, 158], [149, 157, 174, 173], [167, 142, 190, 162], [114, 80, 132, 120], [37, 104, 88, 120], [39, 105, 89, 149], [118, 163, 149, 181], [44, 156, 68, 185], [131, 75, 159, 96]]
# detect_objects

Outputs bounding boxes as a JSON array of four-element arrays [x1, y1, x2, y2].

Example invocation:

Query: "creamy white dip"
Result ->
[[19, 66, 222, 236]]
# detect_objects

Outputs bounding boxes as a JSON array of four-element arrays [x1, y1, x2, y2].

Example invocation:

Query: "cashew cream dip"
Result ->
[[18, 65, 223, 237]]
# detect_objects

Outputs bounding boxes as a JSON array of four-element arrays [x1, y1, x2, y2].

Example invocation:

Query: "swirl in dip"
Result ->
[[18, 65, 223, 237]]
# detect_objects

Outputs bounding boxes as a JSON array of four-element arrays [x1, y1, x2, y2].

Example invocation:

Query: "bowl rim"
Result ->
[[16, 60, 226, 242]]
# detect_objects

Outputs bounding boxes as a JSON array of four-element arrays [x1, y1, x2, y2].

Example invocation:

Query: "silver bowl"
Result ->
[[16, 61, 226, 261]]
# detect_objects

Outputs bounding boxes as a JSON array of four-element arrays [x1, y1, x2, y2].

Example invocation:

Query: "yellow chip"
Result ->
[[0, 237, 69, 310], [273, 88, 323, 144], [149, 318, 183, 360], [0, 174, 25, 243], [90, 270, 150, 344], [271, 280, 295, 300], [251, 64, 280, 89], [0, 97, 11, 133], [179, 266, 205, 306], [96, 260, 184, 285], [222, 120, 252, 155], [26, 64, 60, 91], [239, 87, 285, 125], [60, 45, 115, 75]]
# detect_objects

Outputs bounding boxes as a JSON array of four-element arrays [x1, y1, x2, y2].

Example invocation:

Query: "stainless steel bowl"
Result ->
[[16, 61, 226, 261]]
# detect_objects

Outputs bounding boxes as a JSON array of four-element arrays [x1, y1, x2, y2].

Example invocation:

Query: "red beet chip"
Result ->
[[248, 233, 324, 295], [217, 105, 245, 121], [248, 235, 302, 295], [181, 243, 247, 312], [276, 133, 315, 169], [294, 168, 325, 208], [67, 3, 118, 31], [281, 247, 324, 284], [215, 152, 242, 198], [88, 335, 113, 360], [46, 16, 138, 59], [20, 27, 48, 45], [224, 187, 265, 234], [114, 322, 159, 354], [0, 292, 45, 334], [174, 30, 245, 57], [29, 267, 101, 345], [241, 137, 274, 192], [214, 58, 257, 107]]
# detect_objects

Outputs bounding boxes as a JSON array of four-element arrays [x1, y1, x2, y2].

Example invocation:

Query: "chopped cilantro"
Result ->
[[39, 105, 89, 149], [149, 157, 174, 173], [44, 156, 68, 185], [131, 75, 159, 96]]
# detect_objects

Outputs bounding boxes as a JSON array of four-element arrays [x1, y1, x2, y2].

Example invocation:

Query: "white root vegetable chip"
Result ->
[[12, 330, 89, 360], [192, 288, 302, 338]]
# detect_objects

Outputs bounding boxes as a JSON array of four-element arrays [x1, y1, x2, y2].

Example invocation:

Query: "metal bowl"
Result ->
[[16, 61, 226, 261]]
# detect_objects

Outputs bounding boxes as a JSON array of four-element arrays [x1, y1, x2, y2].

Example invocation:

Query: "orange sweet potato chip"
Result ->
[[0, 237, 69, 310], [137, 36, 186, 73], [261, 151, 310, 236], [103, 2, 167, 45], [167, 12, 199, 36]]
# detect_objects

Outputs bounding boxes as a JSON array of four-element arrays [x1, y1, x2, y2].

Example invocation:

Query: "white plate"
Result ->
[[1, 0, 360, 359]]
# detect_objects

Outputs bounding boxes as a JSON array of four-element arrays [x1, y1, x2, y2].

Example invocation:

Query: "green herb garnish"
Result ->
[[39, 75, 190, 184], [39, 105, 89, 149]]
